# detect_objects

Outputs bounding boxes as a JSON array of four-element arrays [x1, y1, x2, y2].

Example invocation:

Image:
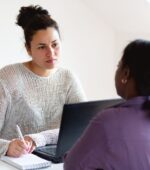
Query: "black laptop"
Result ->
[[33, 98, 123, 163]]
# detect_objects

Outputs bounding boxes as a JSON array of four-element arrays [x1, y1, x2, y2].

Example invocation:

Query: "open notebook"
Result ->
[[1, 153, 51, 170]]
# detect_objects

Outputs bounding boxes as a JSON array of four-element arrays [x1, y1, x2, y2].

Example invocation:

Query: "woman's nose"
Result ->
[[46, 46, 54, 56]]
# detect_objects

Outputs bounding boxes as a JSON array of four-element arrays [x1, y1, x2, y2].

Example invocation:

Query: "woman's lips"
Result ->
[[46, 59, 57, 63]]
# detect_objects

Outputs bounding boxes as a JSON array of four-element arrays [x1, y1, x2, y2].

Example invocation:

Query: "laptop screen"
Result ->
[[56, 98, 123, 158], [33, 98, 123, 163]]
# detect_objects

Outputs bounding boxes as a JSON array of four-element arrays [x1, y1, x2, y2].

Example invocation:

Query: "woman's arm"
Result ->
[[0, 80, 11, 156], [0, 81, 32, 157], [24, 128, 59, 147]]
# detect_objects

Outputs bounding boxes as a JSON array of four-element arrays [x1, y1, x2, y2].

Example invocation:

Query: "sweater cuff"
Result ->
[[26, 129, 59, 147], [26, 133, 46, 147], [0, 139, 11, 157]]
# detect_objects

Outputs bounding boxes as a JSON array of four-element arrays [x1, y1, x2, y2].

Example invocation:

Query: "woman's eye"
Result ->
[[38, 46, 45, 49], [52, 43, 58, 48]]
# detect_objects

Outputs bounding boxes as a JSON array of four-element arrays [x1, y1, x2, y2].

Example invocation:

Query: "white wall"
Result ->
[[115, 31, 150, 63], [0, 0, 118, 100]]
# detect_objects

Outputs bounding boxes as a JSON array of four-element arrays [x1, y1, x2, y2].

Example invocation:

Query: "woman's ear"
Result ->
[[124, 67, 130, 79], [121, 67, 130, 84]]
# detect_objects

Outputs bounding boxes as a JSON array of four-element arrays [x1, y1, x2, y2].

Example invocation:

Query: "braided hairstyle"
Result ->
[[16, 5, 60, 48]]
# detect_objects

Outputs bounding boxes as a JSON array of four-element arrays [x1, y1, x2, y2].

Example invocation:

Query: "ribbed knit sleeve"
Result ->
[[0, 80, 11, 156], [27, 129, 59, 147]]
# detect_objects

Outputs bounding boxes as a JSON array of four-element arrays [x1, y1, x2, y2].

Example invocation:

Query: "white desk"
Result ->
[[0, 160, 63, 170]]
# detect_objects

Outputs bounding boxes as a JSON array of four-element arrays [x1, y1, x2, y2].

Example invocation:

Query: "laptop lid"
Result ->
[[56, 98, 123, 158], [33, 98, 123, 163]]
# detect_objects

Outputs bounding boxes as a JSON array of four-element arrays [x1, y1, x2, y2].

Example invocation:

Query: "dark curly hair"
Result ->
[[16, 5, 60, 48]]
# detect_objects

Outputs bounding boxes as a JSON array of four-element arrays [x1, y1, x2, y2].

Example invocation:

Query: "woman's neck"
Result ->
[[23, 61, 57, 77]]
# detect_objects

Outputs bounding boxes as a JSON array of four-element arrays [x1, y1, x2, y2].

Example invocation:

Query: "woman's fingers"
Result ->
[[6, 137, 36, 157], [6, 139, 28, 157], [24, 136, 36, 153], [28, 144, 36, 153]]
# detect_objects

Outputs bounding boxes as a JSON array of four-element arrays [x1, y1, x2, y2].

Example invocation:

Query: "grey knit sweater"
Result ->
[[0, 63, 86, 156]]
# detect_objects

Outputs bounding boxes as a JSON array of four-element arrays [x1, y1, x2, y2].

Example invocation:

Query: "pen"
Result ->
[[16, 124, 26, 145]]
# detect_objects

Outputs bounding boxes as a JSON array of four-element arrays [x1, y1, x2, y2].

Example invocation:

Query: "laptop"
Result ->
[[33, 98, 123, 163]]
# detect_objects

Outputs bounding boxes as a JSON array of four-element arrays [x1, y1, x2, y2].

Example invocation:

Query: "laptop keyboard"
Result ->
[[37, 145, 57, 156]]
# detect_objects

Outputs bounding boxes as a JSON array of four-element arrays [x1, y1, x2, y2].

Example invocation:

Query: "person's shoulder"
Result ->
[[56, 67, 77, 80], [0, 63, 21, 83], [93, 102, 126, 123], [0, 63, 20, 74]]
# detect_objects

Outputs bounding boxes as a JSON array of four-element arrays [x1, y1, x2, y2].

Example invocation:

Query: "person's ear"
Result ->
[[121, 67, 130, 84]]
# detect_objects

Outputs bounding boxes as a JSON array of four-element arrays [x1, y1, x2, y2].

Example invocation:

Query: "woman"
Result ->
[[64, 39, 150, 170], [0, 5, 86, 157]]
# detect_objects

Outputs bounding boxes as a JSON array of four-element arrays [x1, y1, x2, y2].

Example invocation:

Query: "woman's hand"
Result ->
[[6, 139, 31, 157], [24, 136, 36, 153]]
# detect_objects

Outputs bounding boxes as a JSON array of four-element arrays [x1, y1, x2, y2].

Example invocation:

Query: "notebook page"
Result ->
[[1, 153, 51, 170]]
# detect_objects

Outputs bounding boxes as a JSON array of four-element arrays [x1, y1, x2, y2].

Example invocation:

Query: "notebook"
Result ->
[[33, 98, 123, 163], [1, 153, 51, 170]]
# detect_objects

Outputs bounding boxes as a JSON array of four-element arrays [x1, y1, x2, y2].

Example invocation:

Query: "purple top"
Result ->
[[64, 97, 150, 170]]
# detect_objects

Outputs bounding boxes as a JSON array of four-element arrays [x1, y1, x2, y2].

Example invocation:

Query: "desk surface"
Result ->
[[0, 160, 63, 170]]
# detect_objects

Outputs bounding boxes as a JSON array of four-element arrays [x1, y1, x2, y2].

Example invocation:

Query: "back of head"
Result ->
[[16, 5, 60, 48], [121, 39, 150, 96]]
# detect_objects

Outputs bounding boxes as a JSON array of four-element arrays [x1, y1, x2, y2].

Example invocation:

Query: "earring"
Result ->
[[121, 79, 127, 84]]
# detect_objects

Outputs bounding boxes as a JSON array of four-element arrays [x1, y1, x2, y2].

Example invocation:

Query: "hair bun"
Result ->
[[16, 5, 50, 29]]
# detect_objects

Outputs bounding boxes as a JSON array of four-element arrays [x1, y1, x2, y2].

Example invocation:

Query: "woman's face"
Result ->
[[115, 59, 138, 99], [27, 27, 61, 71]]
